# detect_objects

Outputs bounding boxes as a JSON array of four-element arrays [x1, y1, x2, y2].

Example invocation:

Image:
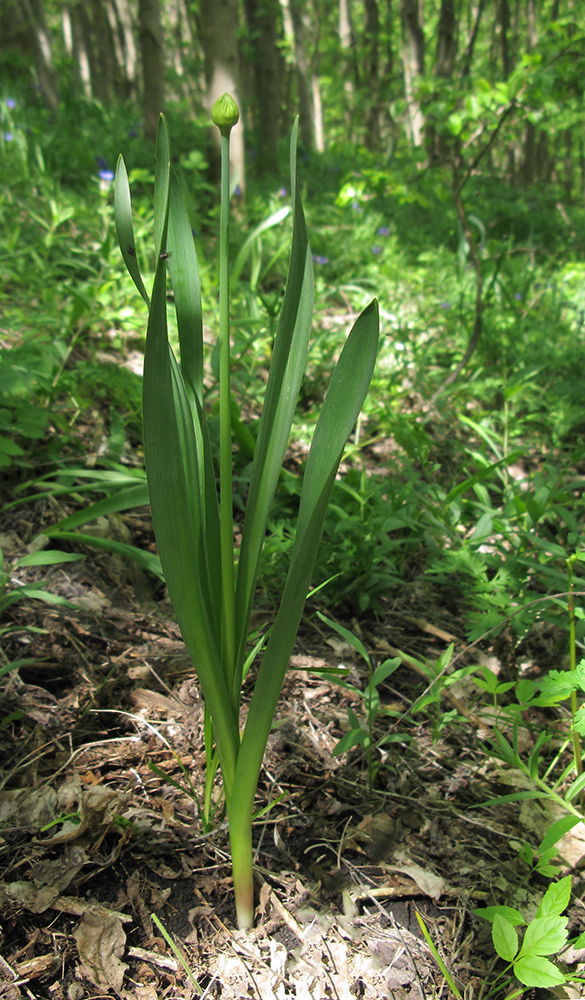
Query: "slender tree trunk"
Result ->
[[339, 0, 357, 132], [435, 0, 457, 78], [427, 0, 457, 162], [76, 0, 118, 104], [499, 0, 511, 78], [244, 0, 283, 174], [364, 0, 381, 148], [139, 0, 166, 143], [112, 0, 139, 99], [200, 0, 245, 190], [287, 0, 316, 151], [462, 0, 486, 78], [1, 0, 60, 111], [400, 0, 425, 149]]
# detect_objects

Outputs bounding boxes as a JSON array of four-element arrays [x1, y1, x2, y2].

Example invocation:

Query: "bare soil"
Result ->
[[1, 495, 584, 1000]]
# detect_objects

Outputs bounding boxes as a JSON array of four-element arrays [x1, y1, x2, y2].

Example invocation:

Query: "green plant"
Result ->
[[475, 875, 585, 995], [313, 613, 403, 790], [0, 543, 82, 617], [114, 95, 378, 928]]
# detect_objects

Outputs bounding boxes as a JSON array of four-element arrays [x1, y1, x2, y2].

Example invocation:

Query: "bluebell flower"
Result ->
[[4, 131, 13, 142], [99, 169, 114, 182], [312, 255, 329, 265], [278, 188, 287, 198], [377, 226, 390, 236], [233, 184, 242, 197], [372, 245, 382, 255], [514, 293, 522, 300], [5, 98, 16, 109]]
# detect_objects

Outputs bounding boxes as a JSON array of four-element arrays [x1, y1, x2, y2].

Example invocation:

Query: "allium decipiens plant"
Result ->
[[114, 95, 379, 929]]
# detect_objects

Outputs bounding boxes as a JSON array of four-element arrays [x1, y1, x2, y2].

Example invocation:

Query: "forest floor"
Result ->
[[2, 473, 585, 1000]]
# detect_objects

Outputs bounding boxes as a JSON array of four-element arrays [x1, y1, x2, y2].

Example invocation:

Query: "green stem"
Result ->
[[219, 129, 236, 690], [229, 812, 255, 929], [567, 557, 583, 804]]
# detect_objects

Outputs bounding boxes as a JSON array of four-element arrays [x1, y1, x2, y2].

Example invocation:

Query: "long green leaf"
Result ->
[[46, 530, 163, 578], [142, 123, 239, 796], [168, 171, 203, 403], [44, 484, 150, 534], [228, 299, 379, 899], [234, 120, 313, 688], [114, 156, 149, 307]]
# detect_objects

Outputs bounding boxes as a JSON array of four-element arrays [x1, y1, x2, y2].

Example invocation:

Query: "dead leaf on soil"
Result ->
[[384, 850, 448, 899], [74, 905, 129, 992]]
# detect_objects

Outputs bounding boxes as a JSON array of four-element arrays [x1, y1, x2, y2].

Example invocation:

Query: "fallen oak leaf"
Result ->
[[74, 905, 129, 992]]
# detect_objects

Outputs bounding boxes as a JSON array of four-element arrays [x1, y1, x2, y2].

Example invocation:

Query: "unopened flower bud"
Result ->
[[211, 93, 239, 136]]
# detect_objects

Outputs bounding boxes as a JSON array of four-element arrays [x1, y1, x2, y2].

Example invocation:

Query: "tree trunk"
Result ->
[[435, 0, 457, 78], [400, 0, 425, 149], [498, 0, 511, 79], [76, 0, 118, 105], [0, 0, 60, 112], [364, 0, 381, 148], [244, 0, 283, 174], [339, 0, 357, 132], [112, 0, 139, 99], [139, 0, 165, 143], [287, 0, 316, 152], [199, 0, 246, 191], [426, 0, 457, 162]]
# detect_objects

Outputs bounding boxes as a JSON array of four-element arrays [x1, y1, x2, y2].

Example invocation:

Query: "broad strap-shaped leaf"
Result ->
[[153, 116, 171, 258], [114, 156, 149, 307], [229, 299, 379, 845], [234, 119, 314, 686], [142, 120, 239, 795], [143, 257, 239, 792], [168, 171, 203, 403], [167, 169, 221, 618]]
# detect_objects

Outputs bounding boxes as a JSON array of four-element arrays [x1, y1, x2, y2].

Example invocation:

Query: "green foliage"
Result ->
[[114, 111, 378, 929], [312, 613, 404, 790], [475, 876, 585, 993]]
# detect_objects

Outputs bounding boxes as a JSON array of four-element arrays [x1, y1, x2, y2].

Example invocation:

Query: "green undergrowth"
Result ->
[[2, 93, 585, 651]]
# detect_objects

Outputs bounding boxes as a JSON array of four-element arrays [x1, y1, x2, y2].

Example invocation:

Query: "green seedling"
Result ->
[[0, 543, 83, 615], [315, 613, 402, 791], [114, 96, 379, 928], [475, 875, 585, 995]]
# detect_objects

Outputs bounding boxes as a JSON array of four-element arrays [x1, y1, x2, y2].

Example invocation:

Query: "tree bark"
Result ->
[[364, 0, 381, 148], [200, 0, 246, 190], [400, 0, 425, 149], [0, 0, 60, 111], [435, 0, 457, 78], [287, 0, 316, 152], [244, 0, 283, 174], [139, 0, 165, 143]]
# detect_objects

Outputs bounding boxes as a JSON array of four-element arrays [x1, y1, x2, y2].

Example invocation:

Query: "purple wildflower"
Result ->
[[6, 98, 16, 109], [377, 226, 391, 236], [440, 302, 451, 310], [4, 132, 13, 142], [514, 293, 522, 300], [99, 169, 114, 182], [372, 245, 382, 255], [312, 255, 329, 265], [278, 188, 287, 198]]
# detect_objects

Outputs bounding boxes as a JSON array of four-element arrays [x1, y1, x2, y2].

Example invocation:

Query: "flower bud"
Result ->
[[211, 93, 240, 136]]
